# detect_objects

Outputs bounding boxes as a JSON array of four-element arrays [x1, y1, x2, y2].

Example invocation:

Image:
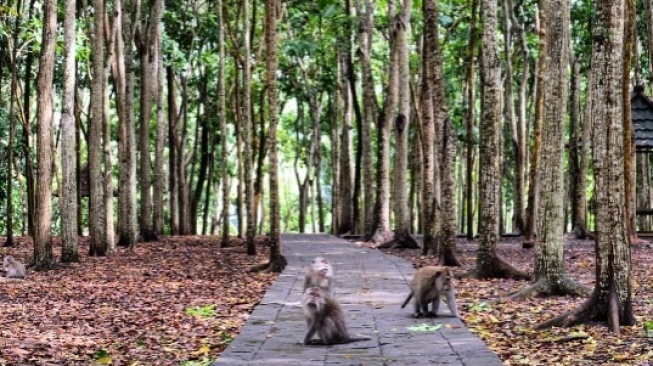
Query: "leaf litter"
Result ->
[[374, 236, 653, 366], [0, 236, 277, 365]]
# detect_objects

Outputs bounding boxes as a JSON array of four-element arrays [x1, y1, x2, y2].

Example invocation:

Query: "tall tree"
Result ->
[[117, 0, 139, 248], [337, 51, 355, 234], [61, 0, 79, 262], [622, 0, 637, 243], [136, 0, 164, 242], [218, 0, 231, 246], [507, 0, 589, 298], [89, 0, 108, 256], [33, 0, 57, 269], [539, 0, 635, 331], [242, 0, 256, 253], [420, 0, 437, 255], [259, 0, 287, 272], [476, 0, 528, 279], [356, 0, 376, 236], [464, 0, 478, 240], [4, 0, 22, 248], [368, 0, 397, 243], [378, 0, 418, 249], [153, 4, 166, 237]]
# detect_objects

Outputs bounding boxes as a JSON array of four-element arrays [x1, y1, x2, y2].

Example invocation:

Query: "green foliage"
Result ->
[[185, 304, 217, 318]]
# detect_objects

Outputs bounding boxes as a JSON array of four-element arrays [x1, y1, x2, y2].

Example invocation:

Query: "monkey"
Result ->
[[303, 256, 334, 297], [401, 266, 458, 318], [3, 255, 26, 279], [302, 287, 370, 345]]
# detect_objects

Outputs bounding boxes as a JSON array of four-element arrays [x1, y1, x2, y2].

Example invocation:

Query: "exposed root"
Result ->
[[536, 291, 599, 329], [250, 256, 288, 273], [364, 230, 394, 244], [438, 251, 463, 267], [503, 276, 591, 302], [374, 233, 419, 249], [477, 255, 530, 280]]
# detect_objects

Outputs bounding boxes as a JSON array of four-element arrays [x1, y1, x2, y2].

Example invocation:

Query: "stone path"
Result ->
[[213, 234, 504, 366]]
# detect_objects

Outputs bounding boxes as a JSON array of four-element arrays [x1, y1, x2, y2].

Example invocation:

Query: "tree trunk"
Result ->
[[242, 0, 256, 254], [508, 0, 589, 298], [117, 0, 138, 248], [356, 0, 376, 236], [218, 0, 230, 246], [337, 51, 355, 234], [623, 0, 637, 242], [167, 66, 179, 235], [637, 154, 650, 230], [539, 0, 636, 330], [259, 0, 287, 272], [465, 0, 478, 241], [60, 0, 78, 260], [377, 0, 419, 249], [136, 1, 163, 242], [23, 0, 37, 238], [89, 0, 108, 257], [476, 0, 528, 279], [4, 5, 21, 248], [644, 0, 653, 85], [420, 0, 437, 255], [33, 0, 56, 270], [524, 10, 545, 247], [569, 58, 587, 238], [440, 116, 462, 266], [368, 0, 396, 243], [330, 94, 341, 234], [515, 7, 530, 235], [153, 12, 166, 237]]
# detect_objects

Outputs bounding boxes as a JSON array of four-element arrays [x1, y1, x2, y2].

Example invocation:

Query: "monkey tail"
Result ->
[[400, 291, 413, 309]]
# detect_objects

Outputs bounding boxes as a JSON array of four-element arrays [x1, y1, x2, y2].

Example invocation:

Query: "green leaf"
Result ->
[[407, 323, 443, 332], [185, 304, 217, 317]]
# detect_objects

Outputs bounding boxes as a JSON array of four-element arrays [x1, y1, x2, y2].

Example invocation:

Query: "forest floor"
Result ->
[[0, 236, 277, 365], [367, 235, 653, 366], [2, 234, 652, 365]]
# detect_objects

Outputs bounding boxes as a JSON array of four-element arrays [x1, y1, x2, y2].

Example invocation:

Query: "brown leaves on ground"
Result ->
[[0, 236, 277, 365], [378, 236, 653, 366]]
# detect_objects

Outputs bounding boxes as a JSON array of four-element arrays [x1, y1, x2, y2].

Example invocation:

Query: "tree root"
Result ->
[[250, 255, 288, 273], [374, 233, 419, 249], [504, 276, 591, 302], [536, 291, 600, 329], [438, 251, 463, 267], [478, 255, 530, 280]]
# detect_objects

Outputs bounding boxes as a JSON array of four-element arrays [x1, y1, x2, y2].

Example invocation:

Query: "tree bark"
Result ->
[[259, 0, 287, 272], [508, 0, 589, 298], [465, 0, 478, 241], [242, 0, 256, 253], [377, 0, 419, 249], [477, 0, 528, 279], [60, 0, 78, 261], [117, 0, 139, 248], [420, 0, 437, 255], [89, 0, 108, 257], [153, 9, 166, 237], [524, 10, 545, 247], [539, 0, 636, 330], [357, 0, 377, 236], [33, 0, 56, 269], [218, 0, 231, 246]]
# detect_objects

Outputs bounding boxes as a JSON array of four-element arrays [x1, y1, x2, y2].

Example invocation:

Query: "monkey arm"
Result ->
[[445, 292, 458, 316], [303, 318, 318, 344]]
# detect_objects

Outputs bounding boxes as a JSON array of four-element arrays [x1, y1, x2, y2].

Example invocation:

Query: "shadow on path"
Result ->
[[213, 234, 503, 366]]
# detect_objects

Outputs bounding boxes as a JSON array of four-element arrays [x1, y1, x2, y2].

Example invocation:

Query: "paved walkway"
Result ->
[[213, 234, 503, 366]]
